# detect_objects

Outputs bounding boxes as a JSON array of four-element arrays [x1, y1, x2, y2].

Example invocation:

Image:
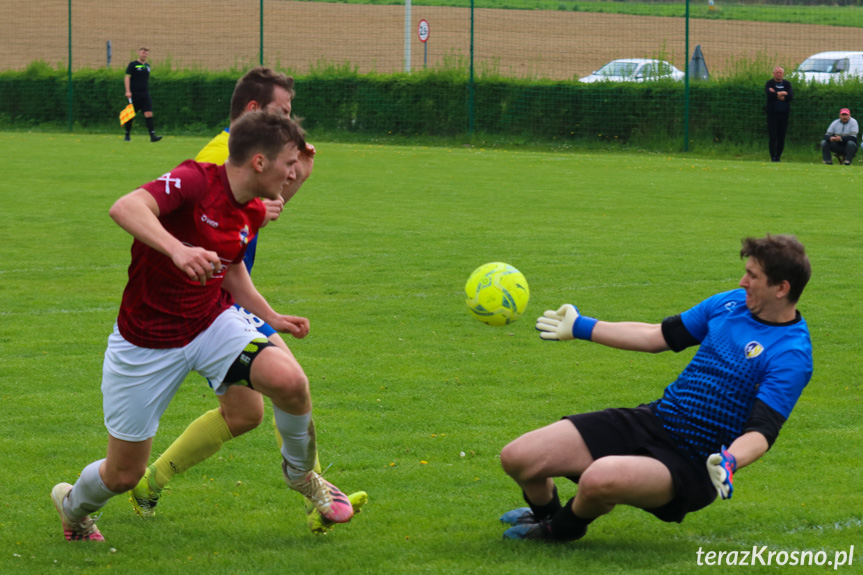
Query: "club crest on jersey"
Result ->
[[239, 225, 250, 245], [744, 341, 764, 359]]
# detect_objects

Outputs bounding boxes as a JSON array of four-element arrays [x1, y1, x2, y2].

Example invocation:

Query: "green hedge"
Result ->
[[3, 63, 862, 150]]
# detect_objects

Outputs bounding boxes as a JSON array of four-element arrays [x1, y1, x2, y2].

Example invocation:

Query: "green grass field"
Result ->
[[1, 132, 861, 574]]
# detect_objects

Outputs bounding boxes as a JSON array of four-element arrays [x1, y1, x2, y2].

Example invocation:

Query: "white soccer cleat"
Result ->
[[283, 460, 354, 524], [51, 483, 105, 541]]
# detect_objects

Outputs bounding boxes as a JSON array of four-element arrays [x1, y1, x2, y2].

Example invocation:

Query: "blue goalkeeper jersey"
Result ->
[[652, 288, 812, 464]]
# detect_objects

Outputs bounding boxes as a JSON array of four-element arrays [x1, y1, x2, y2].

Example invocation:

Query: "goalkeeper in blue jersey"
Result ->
[[500, 234, 812, 542]]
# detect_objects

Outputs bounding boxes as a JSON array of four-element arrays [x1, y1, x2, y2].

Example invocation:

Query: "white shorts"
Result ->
[[102, 307, 264, 441]]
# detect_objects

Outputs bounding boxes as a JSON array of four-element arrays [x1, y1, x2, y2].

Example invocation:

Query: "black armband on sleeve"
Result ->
[[743, 399, 787, 448], [660, 314, 699, 352]]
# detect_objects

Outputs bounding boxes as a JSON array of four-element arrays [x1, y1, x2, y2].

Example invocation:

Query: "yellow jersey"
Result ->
[[195, 129, 230, 164]]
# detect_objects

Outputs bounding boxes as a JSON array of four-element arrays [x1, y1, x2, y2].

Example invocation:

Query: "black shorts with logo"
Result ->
[[564, 404, 717, 523]]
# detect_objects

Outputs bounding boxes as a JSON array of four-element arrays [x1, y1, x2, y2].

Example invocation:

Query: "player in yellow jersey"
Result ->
[[129, 67, 367, 534]]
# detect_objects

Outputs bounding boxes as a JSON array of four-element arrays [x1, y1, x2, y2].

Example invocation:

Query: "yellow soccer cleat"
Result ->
[[129, 465, 162, 518]]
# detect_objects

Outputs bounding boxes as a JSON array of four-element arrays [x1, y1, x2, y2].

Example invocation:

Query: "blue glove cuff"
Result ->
[[722, 447, 738, 473], [572, 315, 598, 341]]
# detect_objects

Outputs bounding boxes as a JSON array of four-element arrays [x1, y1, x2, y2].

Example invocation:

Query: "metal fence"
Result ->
[[3, 0, 863, 150]]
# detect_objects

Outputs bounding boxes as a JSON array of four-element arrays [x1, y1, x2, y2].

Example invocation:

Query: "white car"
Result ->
[[579, 58, 685, 83], [796, 51, 863, 83]]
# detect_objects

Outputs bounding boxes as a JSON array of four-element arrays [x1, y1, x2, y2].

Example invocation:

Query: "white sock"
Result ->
[[273, 408, 316, 480], [66, 459, 120, 518]]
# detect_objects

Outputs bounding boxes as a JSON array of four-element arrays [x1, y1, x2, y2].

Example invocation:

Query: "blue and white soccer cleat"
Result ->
[[503, 521, 554, 541], [500, 507, 536, 526]]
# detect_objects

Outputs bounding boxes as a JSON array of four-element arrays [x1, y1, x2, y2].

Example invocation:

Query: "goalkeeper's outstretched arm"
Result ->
[[536, 304, 670, 353]]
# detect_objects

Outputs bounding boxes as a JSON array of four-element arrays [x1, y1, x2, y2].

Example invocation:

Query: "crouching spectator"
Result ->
[[821, 108, 858, 165]]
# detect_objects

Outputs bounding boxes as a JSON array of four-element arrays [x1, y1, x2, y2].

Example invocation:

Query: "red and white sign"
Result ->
[[418, 19, 430, 43]]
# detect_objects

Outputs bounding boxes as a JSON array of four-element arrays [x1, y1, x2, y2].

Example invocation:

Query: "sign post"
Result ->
[[418, 19, 430, 69]]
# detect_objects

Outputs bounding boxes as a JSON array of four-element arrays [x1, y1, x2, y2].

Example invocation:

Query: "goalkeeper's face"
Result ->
[[739, 257, 783, 317]]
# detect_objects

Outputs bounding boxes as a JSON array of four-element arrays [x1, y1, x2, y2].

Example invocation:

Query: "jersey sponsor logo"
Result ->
[[239, 225, 250, 245], [200, 214, 219, 228], [157, 172, 181, 195], [744, 341, 764, 359]]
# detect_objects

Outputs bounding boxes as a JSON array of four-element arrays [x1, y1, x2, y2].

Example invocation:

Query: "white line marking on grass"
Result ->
[[0, 264, 126, 275], [0, 307, 116, 317]]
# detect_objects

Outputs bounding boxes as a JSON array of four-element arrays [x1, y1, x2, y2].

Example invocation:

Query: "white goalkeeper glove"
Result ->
[[535, 304, 598, 341], [706, 446, 737, 500]]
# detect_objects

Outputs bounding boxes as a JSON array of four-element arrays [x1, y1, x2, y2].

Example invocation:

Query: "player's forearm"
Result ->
[[590, 321, 669, 353], [222, 264, 276, 321], [109, 190, 184, 257], [726, 431, 769, 470]]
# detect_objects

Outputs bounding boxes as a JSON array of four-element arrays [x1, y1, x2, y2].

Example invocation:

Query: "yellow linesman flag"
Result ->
[[119, 100, 135, 125]]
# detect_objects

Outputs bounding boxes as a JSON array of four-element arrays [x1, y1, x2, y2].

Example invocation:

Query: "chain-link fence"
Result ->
[[3, 0, 863, 150]]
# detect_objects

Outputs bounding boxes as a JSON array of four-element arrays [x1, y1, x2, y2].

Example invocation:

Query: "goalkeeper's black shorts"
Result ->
[[564, 404, 716, 523]]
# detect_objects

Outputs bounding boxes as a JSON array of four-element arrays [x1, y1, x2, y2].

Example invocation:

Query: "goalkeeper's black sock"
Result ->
[[523, 485, 562, 521], [549, 497, 593, 541]]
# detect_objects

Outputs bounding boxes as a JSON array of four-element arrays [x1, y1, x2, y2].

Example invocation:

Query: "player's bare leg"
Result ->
[[54, 437, 152, 541], [130, 385, 263, 516], [250, 346, 353, 524], [573, 455, 674, 518], [500, 420, 594, 541], [130, 331, 284, 517], [501, 420, 594, 508]]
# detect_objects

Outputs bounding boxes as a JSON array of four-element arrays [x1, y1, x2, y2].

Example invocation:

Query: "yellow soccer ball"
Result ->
[[465, 262, 530, 326]]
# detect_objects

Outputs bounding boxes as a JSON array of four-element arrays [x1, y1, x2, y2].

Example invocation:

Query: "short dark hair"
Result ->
[[740, 234, 811, 303], [230, 67, 295, 122], [228, 110, 305, 165]]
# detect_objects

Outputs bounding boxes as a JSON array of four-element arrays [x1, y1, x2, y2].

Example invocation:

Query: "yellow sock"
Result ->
[[273, 414, 321, 473], [152, 408, 233, 489]]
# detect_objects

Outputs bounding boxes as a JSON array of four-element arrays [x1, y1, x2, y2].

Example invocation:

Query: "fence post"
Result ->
[[405, 0, 412, 73], [260, 0, 264, 66], [469, 0, 475, 137], [684, 0, 690, 151], [68, 0, 73, 132]]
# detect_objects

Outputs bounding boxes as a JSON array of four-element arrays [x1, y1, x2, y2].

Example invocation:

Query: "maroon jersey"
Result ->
[[117, 161, 266, 348]]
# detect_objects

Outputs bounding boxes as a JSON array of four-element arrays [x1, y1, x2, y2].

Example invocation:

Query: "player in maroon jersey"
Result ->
[[50, 111, 353, 542]]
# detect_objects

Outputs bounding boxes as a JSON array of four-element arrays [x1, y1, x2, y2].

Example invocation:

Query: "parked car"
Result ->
[[578, 58, 685, 83], [796, 51, 863, 83]]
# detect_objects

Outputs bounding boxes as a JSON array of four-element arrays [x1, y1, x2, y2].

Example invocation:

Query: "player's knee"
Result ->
[[500, 441, 532, 480], [103, 465, 146, 493], [247, 346, 310, 407], [577, 463, 620, 503], [222, 403, 265, 436], [270, 367, 310, 405]]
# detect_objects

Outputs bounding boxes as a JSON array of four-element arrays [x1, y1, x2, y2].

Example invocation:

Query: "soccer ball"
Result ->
[[465, 262, 530, 326]]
